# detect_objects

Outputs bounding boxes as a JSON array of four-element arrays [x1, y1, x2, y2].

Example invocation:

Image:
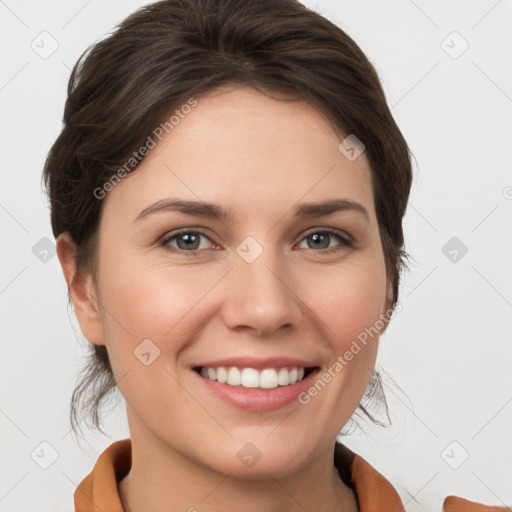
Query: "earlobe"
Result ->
[[56, 232, 106, 346], [378, 280, 394, 335], [386, 280, 393, 313]]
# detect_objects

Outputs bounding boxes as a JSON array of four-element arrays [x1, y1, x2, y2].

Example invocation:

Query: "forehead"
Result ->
[[102, 86, 375, 225]]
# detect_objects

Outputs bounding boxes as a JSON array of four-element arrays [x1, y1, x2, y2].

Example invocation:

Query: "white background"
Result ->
[[0, 1, 511, 510]]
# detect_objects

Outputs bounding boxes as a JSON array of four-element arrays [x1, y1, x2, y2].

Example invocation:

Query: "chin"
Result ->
[[199, 435, 314, 479]]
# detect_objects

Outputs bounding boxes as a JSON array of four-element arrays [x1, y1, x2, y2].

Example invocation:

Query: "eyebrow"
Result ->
[[133, 198, 370, 224]]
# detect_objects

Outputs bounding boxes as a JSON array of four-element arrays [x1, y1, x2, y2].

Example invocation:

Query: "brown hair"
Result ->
[[43, 0, 412, 438]]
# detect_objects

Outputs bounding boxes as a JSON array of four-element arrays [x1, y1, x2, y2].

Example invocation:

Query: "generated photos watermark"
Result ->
[[298, 303, 402, 405], [93, 97, 198, 200]]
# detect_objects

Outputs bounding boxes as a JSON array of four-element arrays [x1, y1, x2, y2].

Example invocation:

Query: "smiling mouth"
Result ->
[[193, 365, 319, 389]]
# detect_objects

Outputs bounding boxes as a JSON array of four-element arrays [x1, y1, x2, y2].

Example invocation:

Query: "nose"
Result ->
[[220, 248, 302, 338]]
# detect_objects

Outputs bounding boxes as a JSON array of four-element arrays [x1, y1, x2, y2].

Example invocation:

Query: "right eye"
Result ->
[[160, 230, 219, 255]]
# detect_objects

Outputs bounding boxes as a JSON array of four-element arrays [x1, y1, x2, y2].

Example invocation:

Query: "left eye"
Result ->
[[297, 230, 353, 253]]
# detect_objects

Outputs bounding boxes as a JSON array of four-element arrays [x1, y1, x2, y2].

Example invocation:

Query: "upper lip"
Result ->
[[192, 356, 319, 370]]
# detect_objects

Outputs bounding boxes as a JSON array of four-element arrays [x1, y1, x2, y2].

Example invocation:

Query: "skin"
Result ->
[[57, 85, 392, 512]]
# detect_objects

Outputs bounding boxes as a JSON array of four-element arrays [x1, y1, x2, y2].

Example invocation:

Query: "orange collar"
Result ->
[[74, 439, 508, 512]]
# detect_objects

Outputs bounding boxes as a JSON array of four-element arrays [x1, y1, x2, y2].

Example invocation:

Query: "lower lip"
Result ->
[[192, 368, 320, 412]]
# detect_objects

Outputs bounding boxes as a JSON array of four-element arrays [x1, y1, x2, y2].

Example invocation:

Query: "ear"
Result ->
[[56, 232, 106, 346], [385, 280, 393, 313], [378, 280, 394, 335]]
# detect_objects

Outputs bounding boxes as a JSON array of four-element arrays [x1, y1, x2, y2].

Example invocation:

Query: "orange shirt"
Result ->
[[74, 439, 509, 511]]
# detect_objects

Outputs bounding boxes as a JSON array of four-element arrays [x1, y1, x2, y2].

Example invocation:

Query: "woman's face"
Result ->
[[80, 86, 391, 476]]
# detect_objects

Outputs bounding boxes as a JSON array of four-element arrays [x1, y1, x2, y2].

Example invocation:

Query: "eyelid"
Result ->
[[300, 226, 354, 244]]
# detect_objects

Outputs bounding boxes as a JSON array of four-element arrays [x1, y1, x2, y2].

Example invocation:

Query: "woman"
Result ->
[[43, 0, 509, 510]]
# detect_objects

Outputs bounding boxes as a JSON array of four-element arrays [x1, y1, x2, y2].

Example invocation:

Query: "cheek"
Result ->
[[300, 257, 386, 403], [100, 232, 196, 322], [295, 266, 385, 425], [97, 254, 226, 363], [305, 257, 388, 347], [97, 260, 210, 413]]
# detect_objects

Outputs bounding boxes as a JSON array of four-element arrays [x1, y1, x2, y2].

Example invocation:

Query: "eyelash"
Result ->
[[159, 228, 354, 256]]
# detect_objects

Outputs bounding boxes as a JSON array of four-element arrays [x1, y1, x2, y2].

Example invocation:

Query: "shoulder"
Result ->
[[335, 442, 510, 512], [443, 495, 511, 512]]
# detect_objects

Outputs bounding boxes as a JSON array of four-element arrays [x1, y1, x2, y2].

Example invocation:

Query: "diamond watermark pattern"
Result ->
[[442, 236, 468, 263], [236, 236, 263, 263], [441, 31, 469, 59], [441, 441, 469, 469], [134, 338, 161, 366], [237, 442, 262, 468], [338, 134, 365, 161], [32, 236, 56, 263], [30, 31, 59, 59], [31, 441, 59, 469]]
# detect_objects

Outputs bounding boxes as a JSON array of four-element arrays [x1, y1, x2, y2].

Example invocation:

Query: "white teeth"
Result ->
[[227, 367, 241, 386], [216, 366, 228, 383], [241, 368, 260, 388], [277, 367, 289, 386], [259, 368, 278, 389], [198, 366, 309, 388]]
